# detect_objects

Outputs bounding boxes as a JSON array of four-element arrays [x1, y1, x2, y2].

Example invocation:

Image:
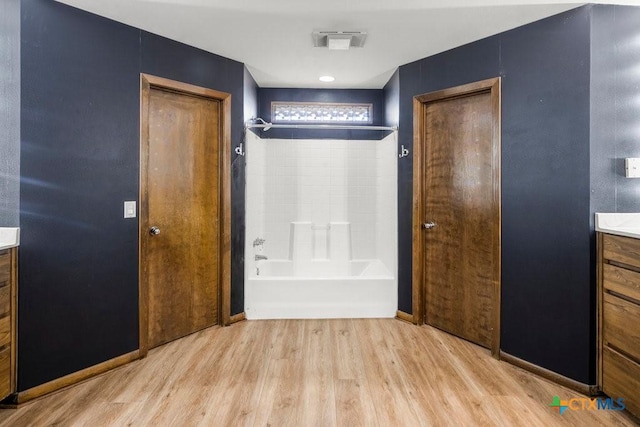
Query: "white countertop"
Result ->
[[595, 213, 640, 239], [0, 228, 20, 250]]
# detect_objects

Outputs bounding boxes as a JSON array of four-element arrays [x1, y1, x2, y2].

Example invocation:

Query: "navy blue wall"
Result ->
[[244, 67, 258, 122], [235, 67, 258, 312], [397, 7, 593, 383], [257, 88, 388, 140], [383, 69, 400, 128], [19, 0, 247, 391]]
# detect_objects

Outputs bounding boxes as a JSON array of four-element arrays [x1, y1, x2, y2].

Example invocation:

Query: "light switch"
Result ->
[[124, 201, 137, 218], [625, 158, 640, 178]]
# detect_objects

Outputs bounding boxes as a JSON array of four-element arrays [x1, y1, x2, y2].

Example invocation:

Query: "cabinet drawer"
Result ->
[[0, 315, 9, 349], [0, 346, 10, 399], [0, 286, 8, 317], [0, 252, 9, 285], [603, 293, 640, 361], [603, 234, 640, 270], [602, 346, 640, 418], [603, 263, 640, 303]]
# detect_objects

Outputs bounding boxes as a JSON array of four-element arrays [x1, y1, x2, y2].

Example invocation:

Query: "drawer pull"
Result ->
[[607, 343, 640, 366], [606, 289, 640, 306]]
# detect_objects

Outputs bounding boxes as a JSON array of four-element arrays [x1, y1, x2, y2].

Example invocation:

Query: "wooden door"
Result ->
[[413, 78, 501, 355], [140, 75, 231, 352]]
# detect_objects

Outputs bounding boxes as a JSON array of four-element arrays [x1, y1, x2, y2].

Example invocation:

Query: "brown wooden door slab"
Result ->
[[140, 75, 230, 351], [413, 78, 501, 355]]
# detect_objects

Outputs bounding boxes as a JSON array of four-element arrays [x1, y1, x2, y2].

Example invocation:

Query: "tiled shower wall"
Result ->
[[376, 136, 398, 277], [245, 132, 397, 275]]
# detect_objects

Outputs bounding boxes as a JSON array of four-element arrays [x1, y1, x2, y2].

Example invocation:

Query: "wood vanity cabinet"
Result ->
[[598, 233, 640, 418], [0, 248, 16, 400]]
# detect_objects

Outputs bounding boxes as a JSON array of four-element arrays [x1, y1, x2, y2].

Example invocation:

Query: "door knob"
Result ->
[[149, 226, 161, 236], [422, 222, 436, 230]]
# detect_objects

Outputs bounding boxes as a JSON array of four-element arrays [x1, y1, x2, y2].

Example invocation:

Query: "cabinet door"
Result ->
[[0, 346, 10, 397], [603, 293, 640, 361], [602, 347, 640, 418], [0, 249, 11, 399]]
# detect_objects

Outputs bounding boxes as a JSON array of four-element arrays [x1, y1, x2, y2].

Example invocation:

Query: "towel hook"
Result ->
[[399, 145, 410, 158]]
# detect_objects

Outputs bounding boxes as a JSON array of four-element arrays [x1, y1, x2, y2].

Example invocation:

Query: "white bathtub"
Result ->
[[245, 259, 396, 319]]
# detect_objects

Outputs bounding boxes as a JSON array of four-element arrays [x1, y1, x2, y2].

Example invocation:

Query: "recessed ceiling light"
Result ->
[[319, 75, 335, 82]]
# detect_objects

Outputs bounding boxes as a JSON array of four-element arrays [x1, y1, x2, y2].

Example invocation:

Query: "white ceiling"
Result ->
[[56, 0, 640, 89]]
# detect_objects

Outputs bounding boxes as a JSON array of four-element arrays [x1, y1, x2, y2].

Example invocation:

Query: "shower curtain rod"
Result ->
[[245, 123, 398, 132]]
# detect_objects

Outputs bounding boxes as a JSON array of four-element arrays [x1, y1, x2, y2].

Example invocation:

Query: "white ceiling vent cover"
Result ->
[[312, 31, 367, 49]]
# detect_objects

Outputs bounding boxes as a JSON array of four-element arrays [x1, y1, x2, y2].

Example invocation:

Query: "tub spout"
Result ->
[[255, 254, 268, 261]]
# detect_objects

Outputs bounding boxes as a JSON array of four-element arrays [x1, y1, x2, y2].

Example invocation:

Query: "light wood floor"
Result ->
[[0, 319, 637, 426]]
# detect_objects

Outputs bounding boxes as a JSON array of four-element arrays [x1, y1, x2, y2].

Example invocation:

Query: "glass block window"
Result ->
[[271, 102, 373, 124]]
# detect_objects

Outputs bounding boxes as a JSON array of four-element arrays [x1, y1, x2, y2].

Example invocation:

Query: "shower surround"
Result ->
[[244, 132, 397, 319]]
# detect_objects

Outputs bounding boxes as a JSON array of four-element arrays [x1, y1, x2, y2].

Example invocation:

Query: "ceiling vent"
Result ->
[[312, 31, 367, 50]]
